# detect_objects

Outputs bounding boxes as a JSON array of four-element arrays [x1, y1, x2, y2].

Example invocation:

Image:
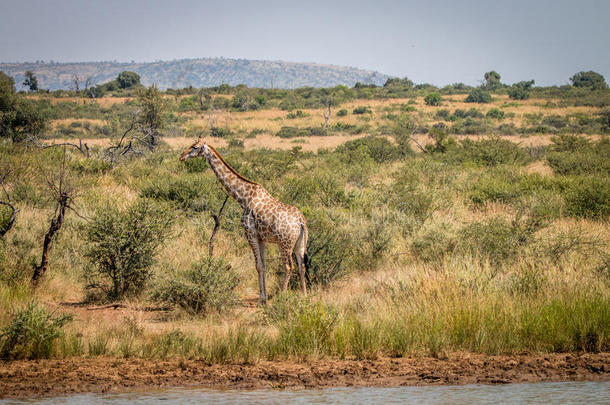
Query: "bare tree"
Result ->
[[32, 150, 77, 286], [72, 74, 80, 92], [322, 93, 334, 135], [84, 76, 93, 92], [105, 86, 165, 162], [0, 170, 19, 238]]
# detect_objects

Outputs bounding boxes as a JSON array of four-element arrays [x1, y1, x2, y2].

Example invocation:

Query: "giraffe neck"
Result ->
[[203, 146, 258, 208]]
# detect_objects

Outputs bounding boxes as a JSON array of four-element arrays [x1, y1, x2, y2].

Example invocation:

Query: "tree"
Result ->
[[483, 71, 502, 91], [23, 71, 38, 92], [509, 80, 535, 100], [32, 151, 75, 286], [570, 71, 608, 90], [1, 71, 47, 142], [105, 85, 166, 160], [116, 71, 141, 89], [136, 85, 165, 147], [383, 77, 414, 88], [424, 93, 442, 106]]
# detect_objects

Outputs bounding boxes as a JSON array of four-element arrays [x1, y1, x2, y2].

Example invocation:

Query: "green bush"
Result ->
[[435, 109, 451, 120], [303, 210, 354, 287], [465, 88, 492, 103], [336, 135, 406, 163], [509, 87, 530, 100], [412, 222, 457, 262], [352, 106, 372, 114], [276, 126, 325, 138], [442, 136, 531, 167], [210, 126, 233, 138], [151, 256, 240, 315], [458, 217, 537, 265], [141, 175, 217, 211], [486, 108, 505, 120], [468, 169, 554, 206], [84, 199, 174, 301], [424, 93, 442, 106], [563, 177, 610, 219], [546, 136, 610, 175], [286, 110, 309, 119], [0, 302, 73, 360], [336, 109, 348, 117]]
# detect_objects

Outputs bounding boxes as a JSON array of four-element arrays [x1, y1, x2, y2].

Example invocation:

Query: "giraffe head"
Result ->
[[179, 137, 207, 161]]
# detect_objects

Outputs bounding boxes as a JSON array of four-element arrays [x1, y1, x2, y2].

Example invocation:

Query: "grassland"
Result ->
[[0, 86, 608, 393]]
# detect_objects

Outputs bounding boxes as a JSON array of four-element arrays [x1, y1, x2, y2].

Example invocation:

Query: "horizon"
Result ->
[[1, 0, 609, 87]]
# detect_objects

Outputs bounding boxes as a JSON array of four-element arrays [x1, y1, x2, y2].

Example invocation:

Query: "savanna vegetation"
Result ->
[[0, 69, 608, 363]]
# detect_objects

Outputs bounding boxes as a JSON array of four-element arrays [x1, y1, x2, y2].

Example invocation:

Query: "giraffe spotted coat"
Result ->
[[180, 138, 308, 303]]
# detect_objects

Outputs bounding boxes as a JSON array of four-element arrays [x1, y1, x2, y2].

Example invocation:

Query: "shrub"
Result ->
[[336, 109, 348, 117], [412, 222, 457, 262], [486, 108, 505, 120], [287, 110, 309, 119], [453, 108, 484, 119], [141, 175, 218, 211], [509, 87, 530, 100], [210, 126, 233, 138], [442, 136, 531, 166], [352, 106, 372, 114], [84, 199, 174, 301], [276, 126, 325, 138], [151, 256, 240, 315], [563, 177, 610, 219], [546, 136, 610, 175], [352, 213, 393, 271], [424, 93, 442, 106], [468, 168, 554, 206], [336, 135, 405, 163], [0, 302, 73, 360], [435, 109, 451, 120], [303, 210, 353, 287], [458, 217, 538, 265], [465, 88, 492, 103]]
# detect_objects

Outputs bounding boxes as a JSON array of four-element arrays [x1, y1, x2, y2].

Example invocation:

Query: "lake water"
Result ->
[[6, 381, 609, 404]]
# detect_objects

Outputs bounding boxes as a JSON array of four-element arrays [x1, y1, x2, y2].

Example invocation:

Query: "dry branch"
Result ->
[[209, 194, 230, 257]]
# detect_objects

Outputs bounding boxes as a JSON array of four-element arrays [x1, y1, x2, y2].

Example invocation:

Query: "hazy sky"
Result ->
[[1, 0, 609, 86]]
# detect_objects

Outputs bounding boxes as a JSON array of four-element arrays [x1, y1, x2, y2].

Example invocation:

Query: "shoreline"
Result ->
[[1, 353, 608, 399]]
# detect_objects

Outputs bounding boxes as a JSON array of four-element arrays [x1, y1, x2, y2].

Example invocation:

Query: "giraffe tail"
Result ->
[[299, 223, 310, 276]]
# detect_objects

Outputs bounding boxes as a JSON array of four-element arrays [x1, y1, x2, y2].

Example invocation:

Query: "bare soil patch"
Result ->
[[1, 353, 608, 399]]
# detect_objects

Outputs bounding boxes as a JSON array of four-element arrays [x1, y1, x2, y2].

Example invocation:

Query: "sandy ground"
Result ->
[[0, 353, 608, 399]]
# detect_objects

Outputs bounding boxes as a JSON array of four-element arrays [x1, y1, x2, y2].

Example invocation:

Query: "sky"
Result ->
[[1, 0, 609, 86]]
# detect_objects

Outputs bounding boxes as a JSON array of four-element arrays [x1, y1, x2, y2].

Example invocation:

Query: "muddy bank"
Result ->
[[1, 353, 608, 399]]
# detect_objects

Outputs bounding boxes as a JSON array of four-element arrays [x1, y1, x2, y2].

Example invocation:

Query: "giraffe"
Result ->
[[180, 138, 308, 304]]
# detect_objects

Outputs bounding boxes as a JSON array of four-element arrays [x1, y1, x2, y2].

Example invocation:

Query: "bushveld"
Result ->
[[0, 79, 608, 362]]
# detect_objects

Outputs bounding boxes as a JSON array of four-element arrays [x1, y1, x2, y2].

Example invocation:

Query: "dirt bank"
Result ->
[[1, 353, 608, 399]]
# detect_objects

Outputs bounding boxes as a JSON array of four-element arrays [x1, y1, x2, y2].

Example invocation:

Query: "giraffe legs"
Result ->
[[294, 225, 308, 294], [280, 248, 293, 292], [246, 235, 267, 304]]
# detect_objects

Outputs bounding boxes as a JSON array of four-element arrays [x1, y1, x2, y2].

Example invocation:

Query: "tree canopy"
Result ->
[[570, 71, 608, 90], [23, 71, 38, 92]]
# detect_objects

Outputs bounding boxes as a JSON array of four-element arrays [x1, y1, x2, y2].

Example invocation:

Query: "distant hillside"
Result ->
[[0, 58, 390, 90]]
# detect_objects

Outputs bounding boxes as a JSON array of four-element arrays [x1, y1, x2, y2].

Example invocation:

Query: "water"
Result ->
[[5, 381, 609, 405]]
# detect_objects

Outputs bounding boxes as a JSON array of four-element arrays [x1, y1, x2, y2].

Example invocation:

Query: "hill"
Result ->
[[0, 58, 390, 90]]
